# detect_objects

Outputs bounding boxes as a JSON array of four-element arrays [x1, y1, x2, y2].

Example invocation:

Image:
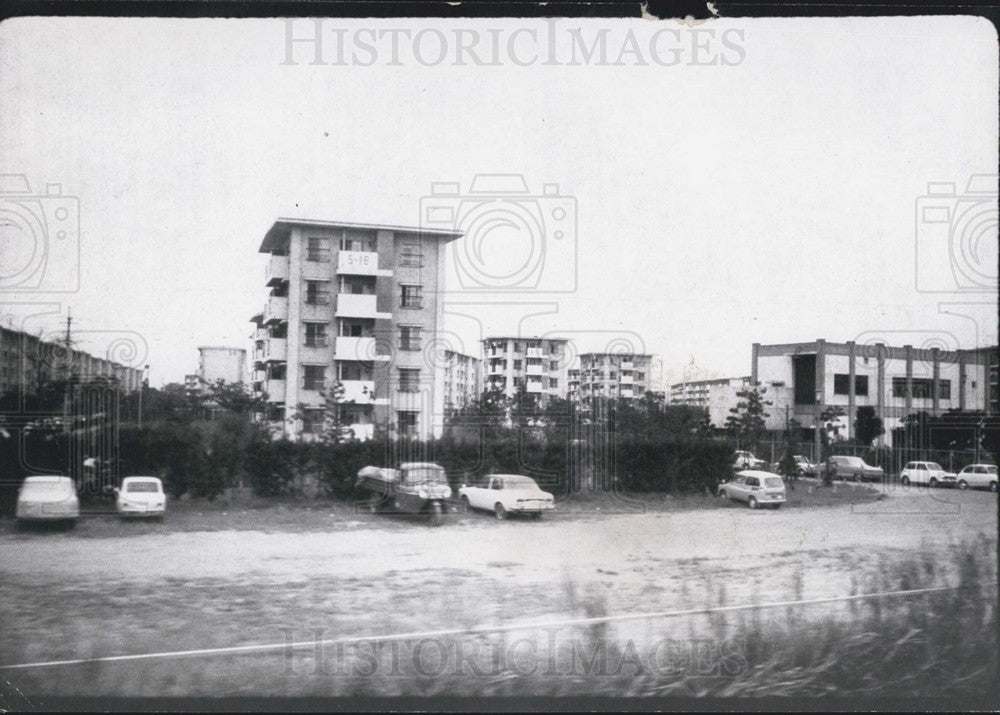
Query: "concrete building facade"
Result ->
[[752, 339, 994, 444], [250, 218, 463, 441], [482, 337, 568, 404], [569, 353, 663, 403], [0, 325, 143, 396], [669, 375, 792, 431], [441, 349, 481, 413]]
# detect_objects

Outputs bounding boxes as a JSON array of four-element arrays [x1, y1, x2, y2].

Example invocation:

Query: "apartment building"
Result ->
[[442, 349, 481, 413], [250, 218, 463, 440], [482, 337, 568, 404], [571, 353, 663, 403], [0, 325, 143, 396], [752, 339, 994, 444]]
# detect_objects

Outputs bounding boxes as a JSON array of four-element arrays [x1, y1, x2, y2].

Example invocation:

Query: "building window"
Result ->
[[397, 410, 418, 437], [399, 243, 423, 267], [339, 276, 375, 295], [513, 360, 522, 371], [400, 284, 423, 309], [304, 323, 327, 348], [550, 378, 559, 388], [399, 326, 421, 351], [302, 365, 326, 391], [550, 361, 559, 371], [398, 368, 420, 393], [305, 281, 330, 305], [834, 374, 869, 396], [891, 377, 950, 400], [338, 362, 372, 381], [338, 319, 373, 337], [301, 409, 324, 434], [306, 236, 330, 262], [341, 234, 375, 252]]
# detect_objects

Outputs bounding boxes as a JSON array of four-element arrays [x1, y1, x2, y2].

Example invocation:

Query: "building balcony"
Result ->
[[336, 293, 380, 320], [621, 361, 634, 371], [526, 363, 544, 375], [526, 381, 543, 393], [264, 338, 287, 362], [526, 347, 544, 358], [265, 379, 286, 403], [340, 380, 376, 404], [488, 362, 506, 375], [349, 423, 375, 441], [338, 250, 384, 276], [263, 296, 288, 325], [266, 256, 289, 287], [620, 374, 634, 385], [335, 336, 391, 361]]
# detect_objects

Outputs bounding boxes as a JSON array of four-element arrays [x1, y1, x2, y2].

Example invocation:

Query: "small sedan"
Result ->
[[116, 476, 166, 519], [826, 456, 885, 483], [459, 474, 555, 520], [717, 470, 786, 509], [955, 464, 998, 492], [16, 476, 79, 528], [769, 455, 815, 476]]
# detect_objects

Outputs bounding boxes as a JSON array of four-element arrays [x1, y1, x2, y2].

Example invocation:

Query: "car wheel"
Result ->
[[748, 496, 758, 510], [460, 494, 471, 512], [958, 480, 968, 490], [901, 475, 910, 486], [990, 481, 997, 493], [929, 478, 938, 489], [717, 487, 727, 497], [853, 472, 862, 483], [367, 494, 382, 514], [429, 502, 444, 527], [772, 503, 782, 510], [494, 503, 507, 521]]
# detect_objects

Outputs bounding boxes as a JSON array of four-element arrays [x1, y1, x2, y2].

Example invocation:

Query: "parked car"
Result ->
[[732, 450, 766, 470], [16, 476, 79, 528], [356, 462, 454, 526], [825, 456, 885, 482], [899, 461, 957, 488], [459, 474, 555, 520], [954, 464, 998, 492], [769, 455, 815, 476], [115, 476, 166, 519], [717, 470, 786, 509]]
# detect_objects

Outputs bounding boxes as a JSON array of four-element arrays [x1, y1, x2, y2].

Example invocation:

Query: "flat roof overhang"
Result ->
[[259, 218, 464, 253]]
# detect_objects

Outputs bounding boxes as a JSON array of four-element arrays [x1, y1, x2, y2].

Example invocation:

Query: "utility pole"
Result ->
[[62, 308, 73, 431]]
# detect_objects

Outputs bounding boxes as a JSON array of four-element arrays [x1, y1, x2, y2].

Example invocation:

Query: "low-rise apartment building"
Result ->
[[250, 218, 463, 440], [191, 346, 246, 390], [752, 339, 994, 444], [571, 353, 663, 403], [482, 336, 568, 404], [0, 325, 144, 396]]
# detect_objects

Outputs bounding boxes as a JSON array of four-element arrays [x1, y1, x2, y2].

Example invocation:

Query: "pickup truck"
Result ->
[[458, 474, 555, 520], [356, 462, 453, 526]]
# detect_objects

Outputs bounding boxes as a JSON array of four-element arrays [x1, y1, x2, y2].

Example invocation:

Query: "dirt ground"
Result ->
[[0, 483, 995, 699]]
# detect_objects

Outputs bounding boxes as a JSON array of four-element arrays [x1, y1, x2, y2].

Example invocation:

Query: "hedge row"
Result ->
[[0, 421, 735, 513]]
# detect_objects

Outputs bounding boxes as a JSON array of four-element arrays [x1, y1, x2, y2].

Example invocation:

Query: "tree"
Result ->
[[319, 380, 358, 445], [724, 385, 772, 452], [204, 379, 268, 418], [854, 406, 884, 447]]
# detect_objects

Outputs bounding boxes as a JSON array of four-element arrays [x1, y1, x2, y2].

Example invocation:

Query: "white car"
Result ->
[[732, 451, 766, 470], [717, 470, 786, 509], [116, 476, 166, 519], [899, 461, 958, 488], [16, 476, 79, 527], [458, 474, 555, 520], [955, 464, 998, 492]]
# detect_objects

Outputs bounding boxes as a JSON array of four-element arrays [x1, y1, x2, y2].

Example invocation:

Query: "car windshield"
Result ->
[[126, 481, 160, 493], [406, 466, 447, 485], [764, 477, 784, 488], [503, 476, 538, 489]]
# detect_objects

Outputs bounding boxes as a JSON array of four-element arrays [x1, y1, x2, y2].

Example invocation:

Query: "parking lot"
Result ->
[[0, 483, 995, 697]]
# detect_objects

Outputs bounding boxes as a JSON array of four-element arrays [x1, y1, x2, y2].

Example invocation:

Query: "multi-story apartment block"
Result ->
[[196, 346, 246, 388], [752, 339, 994, 445], [571, 353, 663, 403], [442, 349, 481, 413], [482, 336, 568, 403], [0, 325, 143, 396], [250, 218, 463, 441]]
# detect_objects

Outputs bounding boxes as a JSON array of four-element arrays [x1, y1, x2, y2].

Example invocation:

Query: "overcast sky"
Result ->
[[0, 15, 996, 387]]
